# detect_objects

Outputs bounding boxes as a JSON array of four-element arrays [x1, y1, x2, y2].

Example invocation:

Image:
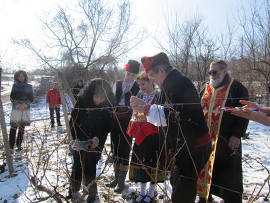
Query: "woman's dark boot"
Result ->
[[114, 170, 127, 193], [9, 126, 17, 150], [106, 169, 119, 188], [86, 182, 97, 203]]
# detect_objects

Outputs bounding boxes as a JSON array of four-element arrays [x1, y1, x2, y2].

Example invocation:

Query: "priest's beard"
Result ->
[[209, 74, 224, 88]]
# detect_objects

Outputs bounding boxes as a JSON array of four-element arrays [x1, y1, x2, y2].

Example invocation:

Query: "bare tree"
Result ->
[[216, 18, 239, 62], [156, 15, 219, 91], [161, 16, 204, 75], [237, 0, 270, 105], [191, 32, 218, 91], [13, 0, 145, 81]]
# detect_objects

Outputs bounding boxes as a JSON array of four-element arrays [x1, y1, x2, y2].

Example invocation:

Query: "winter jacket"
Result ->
[[70, 101, 113, 153], [46, 88, 62, 107], [10, 81, 34, 126], [10, 81, 34, 109], [157, 69, 210, 179], [158, 69, 210, 150]]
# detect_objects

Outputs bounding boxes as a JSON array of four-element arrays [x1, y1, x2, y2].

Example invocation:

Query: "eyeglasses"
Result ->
[[148, 70, 158, 79], [208, 69, 221, 76]]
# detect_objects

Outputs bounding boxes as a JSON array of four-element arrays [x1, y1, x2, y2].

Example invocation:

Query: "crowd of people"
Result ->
[[7, 52, 270, 203]]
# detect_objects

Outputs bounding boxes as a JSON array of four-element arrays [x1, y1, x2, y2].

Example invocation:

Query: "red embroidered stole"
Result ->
[[197, 79, 233, 199]]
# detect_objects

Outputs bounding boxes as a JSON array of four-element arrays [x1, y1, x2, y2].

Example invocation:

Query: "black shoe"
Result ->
[[86, 195, 96, 203], [66, 189, 80, 200], [142, 195, 153, 203], [114, 184, 126, 193], [66, 194, 73, 199], [58, 123, 62, 126], [106, 179, 118, 188], [208, 194, 213, 202], [197, 197, 206, 203], [135, 194, 145, 203], [51, 124, 55, 128], [16, 147, 22, 152], [106, 169, 119, 188]]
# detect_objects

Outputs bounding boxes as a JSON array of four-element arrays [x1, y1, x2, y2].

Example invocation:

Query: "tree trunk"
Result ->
[[56, 72, 72, 141], [0, 68, 14, 176], [57, 72, 76, 106]]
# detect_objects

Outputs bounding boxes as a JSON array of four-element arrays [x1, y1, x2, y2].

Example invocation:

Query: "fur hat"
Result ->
[[14, 70, 28, 82], [124, 60, 140, 74], [141, 52, 170, 72]]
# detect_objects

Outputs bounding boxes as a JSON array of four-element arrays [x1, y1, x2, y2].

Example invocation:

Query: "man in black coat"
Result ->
[[198, 60, 249, 203], [130, 52, 211, 203]]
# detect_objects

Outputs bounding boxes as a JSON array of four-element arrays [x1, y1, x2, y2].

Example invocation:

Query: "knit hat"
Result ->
[[124, 60, 140, 74], [141, 52, 170, 72]]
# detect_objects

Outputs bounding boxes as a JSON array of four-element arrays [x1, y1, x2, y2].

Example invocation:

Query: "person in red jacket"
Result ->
[[46, 82, 62, 128]]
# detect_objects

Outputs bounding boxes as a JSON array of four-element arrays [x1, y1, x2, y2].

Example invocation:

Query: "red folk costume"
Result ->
[[127, 89, 159, 145], [197, 79, 234, 199], [127, 89, 165, 183]]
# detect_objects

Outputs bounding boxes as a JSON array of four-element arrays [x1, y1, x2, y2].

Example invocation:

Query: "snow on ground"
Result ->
[[0, 92, 269, 202], [241, 121, 270, 202]]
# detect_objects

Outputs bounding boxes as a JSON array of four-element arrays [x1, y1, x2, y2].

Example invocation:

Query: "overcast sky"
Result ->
[[0, 0, 254, 71]]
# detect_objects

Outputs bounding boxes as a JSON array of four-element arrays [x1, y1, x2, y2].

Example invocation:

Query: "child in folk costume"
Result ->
[[106, 60, 140, 193], [9, 70, 34, 152], [67, 78, 114, 203], [127, 72, 165, 203]]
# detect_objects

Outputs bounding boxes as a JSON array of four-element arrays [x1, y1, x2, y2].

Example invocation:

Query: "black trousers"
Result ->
[[49, 107, 61, 125], [69, 150, 100, 197], [170, 142, 212, 203], [210, 137, 243, 203], [110, 118, 132, 167], [9, 125, 25, 150]]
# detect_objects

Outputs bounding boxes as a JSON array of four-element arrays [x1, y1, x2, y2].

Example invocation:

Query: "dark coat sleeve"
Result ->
[[69, 101, 87, 140], [25, 84, 34, 105], [161, 70, 209, 149], [220, 80, 249, 139], [10, 84, 19, 108], [90, 109, 113, 150], [70, 102, 113, 142]]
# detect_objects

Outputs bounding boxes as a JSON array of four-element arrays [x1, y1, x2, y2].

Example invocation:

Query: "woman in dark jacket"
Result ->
[[67, 78, 114, 203], [72, 79, 84, 100], [9, 70, 34, 151]]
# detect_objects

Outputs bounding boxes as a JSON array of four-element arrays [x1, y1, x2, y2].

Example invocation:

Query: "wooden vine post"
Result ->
[[57, 71, 76, 106], [56, 71, 75, 141], [0, 68, 14, 176]]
